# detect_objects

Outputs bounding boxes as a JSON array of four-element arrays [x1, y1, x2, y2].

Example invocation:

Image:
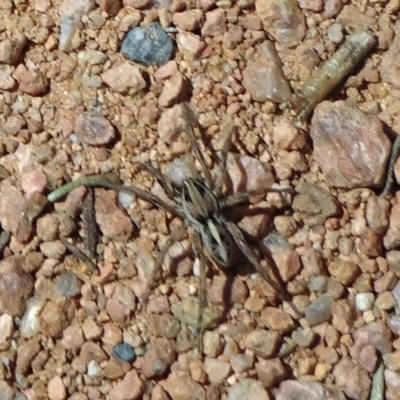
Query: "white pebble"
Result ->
[[355, 292, 375, 311]]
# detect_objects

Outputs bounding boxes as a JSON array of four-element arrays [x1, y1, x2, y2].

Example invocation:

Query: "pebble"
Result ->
[[203, 330, 223, 358], [276, 379, 341, 400], [0, 314, 13, 349], [176, 32, 206, 60], [355, 292, 375, 312], [74, 111, 115, 146], [171, 297, 222, 330], [173, 10, 204, 31], [121, 22, 173, 66], [20, 296, 46, 338], [353, 320, 393, 356], [148, 313, 180, 339], [0, 34, 27, 65], [243, 58, 291, 103], [292, 182, 341, 226], [38, 300, 70, 337], [256, 0, 305, 47], [16, 336, 41, 375], [333, 357, 371, 399], [201, 8, 226, 37], [230, 353, 254, 374], [380, 21, 400, 88], [384, 203, 400, 250], [53, 272, 81, 299], [18, 69, 49, 95], [21, 170, 47, 195], [47, 375, 67, 400], [94, 188, 134, 241], [0, 256, 34, 316], [142, 337, 176, 379], [162, 372, 206, 399], [256, 358, 285, 388], [244, 329, 280, 358], [385, 370, 400, 400], [101, 61, 146, 94], [61, 324, 84, 349], [39, 240, 66, 259], [0, 65, 16, 90], [291, 327, 315, 347], [107, 370, 144, 400], [158, 72, 191, 107], [304, 294, 334, 326], [0, 381, 14, 400], [310, 101, 391, 189], [365, 195, 390, 235], [208, 275, 248, 305], [328, 258, 360, 285], [113, 342, 136, 363], [227, 378, 270, 400], [327, 22, 344, 44], [259, 307, 295, 334], [203, 358, 231, 384], [59, 0, 95, 52], [331, 300, 354, 334]]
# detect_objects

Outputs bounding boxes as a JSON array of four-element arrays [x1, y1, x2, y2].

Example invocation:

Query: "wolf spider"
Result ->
[[118, 105, 291, 337]]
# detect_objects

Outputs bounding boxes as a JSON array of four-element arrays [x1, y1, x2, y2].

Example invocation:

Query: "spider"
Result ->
[[120, 105, 292, 335], [48, 103, 292, 345]]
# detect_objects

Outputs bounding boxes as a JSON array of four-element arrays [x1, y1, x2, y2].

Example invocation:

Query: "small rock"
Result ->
[[385, 370, 400, 400], [53, 272, 81, 299], [328, 258, 360, 285], [310, 101, 391, 189], [107, 370, 144, 400], [95, 188, 133, 241], [244, 329, 280, 358], [102, 358, 130, 380], [272, 119, 307, 151], [101, 61, 146, 94], [38, 300, 70, 337], [95, 0, 121, 15], [113, 342, 136, 363], [0, 65, 16, 90], [162, 371, 205, 400], [201, 8, 226, 37], [158, 72, 191, 108], [171, 297, 222, 330], [20, 296, 47, 338], [276, 380, 341, 400], [365, 195, 390, 235], [148, 313, 180, 339], [173, 10, 204, 31], [0, 314, 14, 348], [74, 112, 115, 146], [39, 240, 66, 259], [21, 170, 47, 195], [0, 34, 27, 64], [0, 381, 14, 400], [355, 292, 375, 312], [158, 103, 190, 141], [16, 336, 41, 374], [121, 22, 173, 66], [380, 22, 400, 88], [230, 353, 254, 374], [353, 320, 393, 355], [332, 357, 371, 399], [0, 256, 34, 316], [62, 324, 84, 349], [176, 33, 206, 60], [291, 327, 315, 347], [292, 182, 341, 226], [47, 376, 67, 400], [243, 59, 291, 103], [208, 275, 248, 305], [203, 358, 231, 384], [18, 69, 49, 95], [259, 307, 295, 334], [256, 358, 285, 388], [142, 338, 176, 378], [331, 300, 354, 334], [304, 294, 334, 326], [203, 330, 224, 358], [227, 379, 270, 400], [384, 203, 400, 250], [256, 0, 305, 47]]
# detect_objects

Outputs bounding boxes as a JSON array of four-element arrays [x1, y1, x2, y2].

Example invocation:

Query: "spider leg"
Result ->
[[192, 230, 208, 354], [223, 219, 290, 303], [221, 187, 292, 209], [214, 128, 234, 197], [144, 226, 186, 303], [182, 105, 213, 186], [116, 184, 183, 217], [139, 162, 176, 199]]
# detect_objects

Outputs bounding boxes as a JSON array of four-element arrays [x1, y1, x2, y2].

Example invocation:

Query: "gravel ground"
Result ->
[[1, 0, 400, 399]]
